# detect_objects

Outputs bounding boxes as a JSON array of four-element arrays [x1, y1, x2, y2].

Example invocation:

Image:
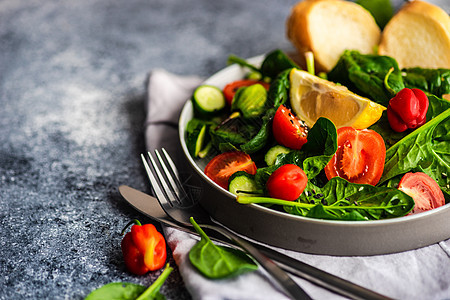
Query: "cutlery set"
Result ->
[[119, 148, 392, 300]]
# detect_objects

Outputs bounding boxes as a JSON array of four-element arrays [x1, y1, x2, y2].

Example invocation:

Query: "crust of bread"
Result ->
[[378, 0, 450, 69], [286, 0, 380, 72]]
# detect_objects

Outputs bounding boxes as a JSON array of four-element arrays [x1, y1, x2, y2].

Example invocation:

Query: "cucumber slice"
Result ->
[[192, 85, 225, 118], [264, 145, 291, 166], [228, 171, 262, 196]]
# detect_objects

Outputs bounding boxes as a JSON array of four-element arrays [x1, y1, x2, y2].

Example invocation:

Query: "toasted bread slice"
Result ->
[[286, 0, 381, 72], [378, 0, 450, 69]]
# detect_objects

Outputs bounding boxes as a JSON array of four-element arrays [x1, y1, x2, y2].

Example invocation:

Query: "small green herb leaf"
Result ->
[[188, 217, 258, 279], [260, 49, 299, 80], [356, 0, 393, 29], [84, 282, 146, 300], [85, 264, 173, 300]]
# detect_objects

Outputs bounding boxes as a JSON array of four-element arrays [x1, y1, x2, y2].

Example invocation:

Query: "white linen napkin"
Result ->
[[145, 69, 450, 300]]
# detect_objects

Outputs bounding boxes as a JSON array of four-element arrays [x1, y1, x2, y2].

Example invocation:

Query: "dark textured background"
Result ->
[[1, 0, 448, 299], [0, 0, 296, 299]]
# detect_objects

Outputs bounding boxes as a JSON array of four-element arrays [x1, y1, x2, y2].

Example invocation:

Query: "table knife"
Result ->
[[118, 185, 391, 300]]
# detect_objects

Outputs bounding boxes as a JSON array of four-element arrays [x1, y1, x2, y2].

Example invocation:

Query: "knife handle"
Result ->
[[254, 244, 392, 300]]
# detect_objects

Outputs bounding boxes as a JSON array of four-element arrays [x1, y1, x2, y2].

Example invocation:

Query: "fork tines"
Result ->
[[141, 148, 188, 206]]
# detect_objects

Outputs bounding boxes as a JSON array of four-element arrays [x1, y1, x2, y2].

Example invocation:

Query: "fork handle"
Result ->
[[201, 224, 312, 300]]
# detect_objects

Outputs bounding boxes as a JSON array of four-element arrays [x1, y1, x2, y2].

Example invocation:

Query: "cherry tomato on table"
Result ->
[[204, 151, 257, 190], [272, 104, 308, 150], [266, 164, 308, 201], [223, 79, 270, 106], [324, 127, 385, 186], [398, 172, 445, 215]]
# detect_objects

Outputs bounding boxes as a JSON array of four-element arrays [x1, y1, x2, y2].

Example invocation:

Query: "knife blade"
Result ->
[[118, 185, 391, 300]]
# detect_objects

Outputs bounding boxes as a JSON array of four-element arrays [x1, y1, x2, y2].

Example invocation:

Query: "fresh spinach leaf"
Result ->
[[380, 108, 450, 195], [227, 49, 298, 82], [403, 68, 450, 97], [238, 177, 414, 221], [300, 117, 337, 179], [209, 118, 258, 150], [188, 217, 258, 279], [328, 50, 404, 105], [240, 108, 275, 154], [369, 94, 450, 148], [425, 95, 450, 120], [267, 68, 291, 109], [260, 49, 299, 80], [85, 283, 146, 300], [356, 0, 393, 29], [85, 264, 173, 300]]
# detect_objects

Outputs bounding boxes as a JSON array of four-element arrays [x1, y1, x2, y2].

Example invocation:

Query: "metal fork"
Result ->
[[141, 148, 312, 300]]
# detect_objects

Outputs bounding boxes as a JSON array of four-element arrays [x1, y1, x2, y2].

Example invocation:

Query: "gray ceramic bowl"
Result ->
[[179, 56, 450, 256]]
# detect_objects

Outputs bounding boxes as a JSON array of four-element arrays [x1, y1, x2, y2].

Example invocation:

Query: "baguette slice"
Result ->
[[286, 0, 381, 72], [378, 0, 450, 69]]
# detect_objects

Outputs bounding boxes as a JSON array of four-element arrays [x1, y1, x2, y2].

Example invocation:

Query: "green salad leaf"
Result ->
[[259, 49, 299, 80], [380, 108, 450, 196], [370, 94, 450, 148], [267, 68, 291, 109], [85, 264, 173, 300], [356, 0, 393, 29], [209, 117, 258, 151], [300, 117, 337, 179], [189, 218, 258, 279], [328, 50, 404, 105], [85, 283, 146, 300], [240, 108, 275, 153], [238, 177, 414, 221], [403, 68, 450, 97], [227, 49, 298, 81]]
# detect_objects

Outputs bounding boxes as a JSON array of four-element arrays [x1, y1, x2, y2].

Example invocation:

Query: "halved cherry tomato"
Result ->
[[272, 104, 308, 150], [324, 127, 385, 185], [398, 172, 445, 215], [223, 79, 270, 106], [266, 164, 307, 201], [204, 151, 257, 190]]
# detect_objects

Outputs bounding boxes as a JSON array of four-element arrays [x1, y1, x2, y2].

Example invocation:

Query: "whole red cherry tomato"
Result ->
[[121, 220, 167, 275], [223, 79, 270, 106], [398, 172, 445, 215], [272, 104, 308, 150], [266, 164, 308, 201], [324, 127, 385, 185], [204, 151, 257, 190]]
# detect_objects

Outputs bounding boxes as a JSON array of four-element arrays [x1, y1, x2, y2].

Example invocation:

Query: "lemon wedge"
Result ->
[[289, 69, 386, 129]]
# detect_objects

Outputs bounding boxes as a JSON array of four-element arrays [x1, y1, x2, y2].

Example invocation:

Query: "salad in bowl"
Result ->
[[179, 49, 450, 254], [184, 49, 449, 222]]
